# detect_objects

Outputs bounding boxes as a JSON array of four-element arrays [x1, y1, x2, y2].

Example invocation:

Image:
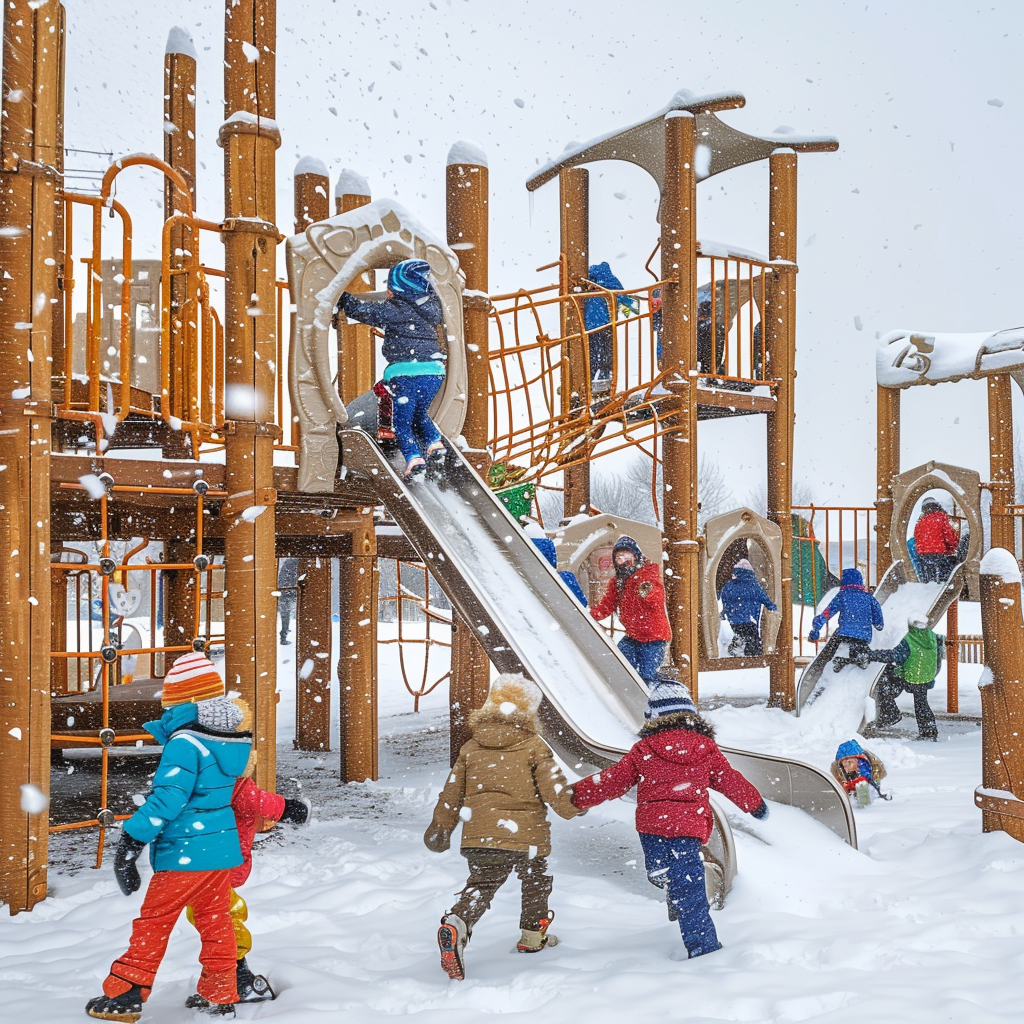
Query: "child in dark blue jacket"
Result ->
[[334, 259, 446, 478], [530, 536, 588, 606], [583, 262, 638, 391], [808, 567, 884, 670], [719, 559, 776, 656]]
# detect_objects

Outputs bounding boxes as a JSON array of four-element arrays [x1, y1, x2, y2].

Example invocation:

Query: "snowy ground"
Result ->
[[4, 615, 1020, 1022]]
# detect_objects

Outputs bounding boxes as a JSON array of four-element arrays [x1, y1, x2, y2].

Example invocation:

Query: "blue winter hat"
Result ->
[[645, 671, 697, 720], [840, 568, 864, 587], [387, 259, 432, 298], [835, 739, 865, 761]]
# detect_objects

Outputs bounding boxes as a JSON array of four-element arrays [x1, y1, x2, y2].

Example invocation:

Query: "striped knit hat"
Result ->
[[160, 652, 224, 707], [644, 669, 697, 720]]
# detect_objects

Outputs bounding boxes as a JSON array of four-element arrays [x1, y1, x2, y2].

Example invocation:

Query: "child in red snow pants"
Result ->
[[103, 869, 237, 1006]]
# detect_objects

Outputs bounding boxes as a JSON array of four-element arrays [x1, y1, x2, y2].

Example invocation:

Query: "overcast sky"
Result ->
[[59, 0, 1024, 505]]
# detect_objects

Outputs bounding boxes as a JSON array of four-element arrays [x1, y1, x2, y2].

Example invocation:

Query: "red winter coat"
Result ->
[[572, 728, 762, 843], [913, 510, 958, 555], [229, 777, 286, 888], [590, 562, 672, 642]]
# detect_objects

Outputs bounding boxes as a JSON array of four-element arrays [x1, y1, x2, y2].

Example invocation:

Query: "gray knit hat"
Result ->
[[645, 669, 697, 720]]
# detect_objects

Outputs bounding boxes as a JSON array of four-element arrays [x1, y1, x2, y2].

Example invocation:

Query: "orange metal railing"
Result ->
[[485, 251, 774, 493]]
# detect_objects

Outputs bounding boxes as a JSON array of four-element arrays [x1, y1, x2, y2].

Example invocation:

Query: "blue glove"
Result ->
[[808, 630, 820, 643], [113, 831, 145, 896]]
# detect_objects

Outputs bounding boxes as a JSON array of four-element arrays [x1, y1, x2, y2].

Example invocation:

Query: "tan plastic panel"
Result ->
[[700, 508, 783, 658], [891, 461, 982, 600], [286, 199, 467, 492]]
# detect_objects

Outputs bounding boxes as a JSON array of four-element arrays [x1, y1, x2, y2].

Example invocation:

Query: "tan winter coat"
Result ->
[[429, 705, 582, 856]]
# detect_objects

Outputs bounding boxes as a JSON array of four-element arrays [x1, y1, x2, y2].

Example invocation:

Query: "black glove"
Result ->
[[113, 831, 146, 896], [423, 824, 452, 853], [331, 292, 352, 330], [751, 799, 769, 821], [280, 797, 311, 825]]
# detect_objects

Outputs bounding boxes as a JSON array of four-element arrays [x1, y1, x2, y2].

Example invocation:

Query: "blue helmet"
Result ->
[[388, 259, 432, 299]]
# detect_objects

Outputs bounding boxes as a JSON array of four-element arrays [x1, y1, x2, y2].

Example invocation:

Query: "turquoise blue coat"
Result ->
[[123, 702, 252, 872]]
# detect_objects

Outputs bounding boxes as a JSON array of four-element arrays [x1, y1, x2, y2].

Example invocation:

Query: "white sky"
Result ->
[[59, 0, 1024, 504]]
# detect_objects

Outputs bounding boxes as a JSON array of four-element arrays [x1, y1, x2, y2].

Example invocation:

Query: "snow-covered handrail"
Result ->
[[876, 326, 1024, 388]]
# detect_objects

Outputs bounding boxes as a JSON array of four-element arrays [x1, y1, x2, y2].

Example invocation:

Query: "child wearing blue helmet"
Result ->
[[334, 259, 447, 478]]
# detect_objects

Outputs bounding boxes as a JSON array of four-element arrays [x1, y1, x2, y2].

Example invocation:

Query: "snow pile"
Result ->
[[980, 547, 1021, 584]]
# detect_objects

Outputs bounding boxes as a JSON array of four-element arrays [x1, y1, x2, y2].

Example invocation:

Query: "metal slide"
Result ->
[[341, 430, 858, 901], [795, 560, 966, 714]]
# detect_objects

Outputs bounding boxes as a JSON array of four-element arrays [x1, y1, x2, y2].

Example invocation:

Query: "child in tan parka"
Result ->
[[423, 673, 583, 980]]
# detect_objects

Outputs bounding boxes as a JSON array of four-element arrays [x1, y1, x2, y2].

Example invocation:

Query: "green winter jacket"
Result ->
[[896, 626, 942, 684]]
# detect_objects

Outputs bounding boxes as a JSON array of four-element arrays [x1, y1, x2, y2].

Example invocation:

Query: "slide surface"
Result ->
[[341, 430, 858, 899], [795, 561, 965, 715]]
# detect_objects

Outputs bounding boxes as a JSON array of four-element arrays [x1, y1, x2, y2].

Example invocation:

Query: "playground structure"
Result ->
[[0, 0, 1019, 919]]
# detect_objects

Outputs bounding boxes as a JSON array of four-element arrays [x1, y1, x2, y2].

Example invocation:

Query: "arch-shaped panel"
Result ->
[[286, 199, 467, 492], [700, 508, 783, 658], [890, 461, 982, 599]]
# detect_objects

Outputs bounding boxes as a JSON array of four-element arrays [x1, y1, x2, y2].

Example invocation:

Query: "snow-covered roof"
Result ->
[[335, 167, 370, 199], [876, 326, 1024, 388], [447, 140, 487, 168], [294, 155, 328, 178], [526, 88, 838, 194], [165, 26, 197, 60]]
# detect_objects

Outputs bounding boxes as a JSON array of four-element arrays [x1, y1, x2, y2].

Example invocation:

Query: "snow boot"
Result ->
[[517, 910, 558, 952], [853, 779, 871, 808], [665, 889, 679, 922], [184, 994, 237, 1017], [236, 957, 275, 1002], [403, 456, 426, 480], [438, 913, 469, 981], [425, 441, 447, 482], [86, 986, 144, 1023]]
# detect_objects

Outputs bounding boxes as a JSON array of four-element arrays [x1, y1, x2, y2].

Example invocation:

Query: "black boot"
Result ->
[[86, 985, 144, 1022], [236, 956, 275, 1002]]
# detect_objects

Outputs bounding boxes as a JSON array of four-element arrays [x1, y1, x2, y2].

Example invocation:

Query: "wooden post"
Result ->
[[338, 511, 378, 781], [559, 167, 590, 519], [0, 0, 63, 914], [164, 27, 198, 426], [447, 143, 491, 758], [765, 149, 798, 710], [660, 112, 700, 700], [291, 160, 334, 752], [294, 556, 332, 751], [51, 572, 67, 694], [988, 374, 1015, 552], [946, 599, 959, 714], [875, 384, 901, 578], [162, 32, 200, 663], [221, 0, 280, 793], [977, 551, 1024, 841], [335, 170, 373, 406]]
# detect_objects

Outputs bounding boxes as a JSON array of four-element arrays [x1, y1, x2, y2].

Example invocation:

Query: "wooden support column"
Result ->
[[294, 556, 332, 751], [660, 112, 700, 700], [163, 540, 197, 665], [988, 374, 1015, 552], [50, 572, 67, 694], [0, 0, 63, 914], [875, 384, 901, 578], [559, 167, 590, 519], [338, 511, 378, 781], [164, 27, 198, 425], [221, 0, 280, 793], [946, 599, 959, 714], [447, 144, 491, 757], [335, 170, 373, 406], [976, 553, 1024, 841], [765, 150, 798, 710], [291, 161, 334, 752]]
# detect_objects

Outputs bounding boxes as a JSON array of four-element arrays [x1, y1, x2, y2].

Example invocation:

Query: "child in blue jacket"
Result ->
[[85, 653, 252, 1022], [583, 261, 638, 391], [719, 558, 776, 656], [334, 259, 446, 478], [807, 567, 884, 670]]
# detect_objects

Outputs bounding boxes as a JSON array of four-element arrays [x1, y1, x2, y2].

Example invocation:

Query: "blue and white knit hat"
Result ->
[[388, 259, 432, 298], [645, 669, 697, 720]]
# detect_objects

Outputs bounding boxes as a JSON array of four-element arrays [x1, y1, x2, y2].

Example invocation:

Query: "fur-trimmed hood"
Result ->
[[467, 703, 538, 750]]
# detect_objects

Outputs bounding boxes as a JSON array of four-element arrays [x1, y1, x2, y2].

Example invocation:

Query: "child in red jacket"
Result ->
[[571, 671, 767, 958], [185, 726, 310, 1007], [590, 535, 672, 683]]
